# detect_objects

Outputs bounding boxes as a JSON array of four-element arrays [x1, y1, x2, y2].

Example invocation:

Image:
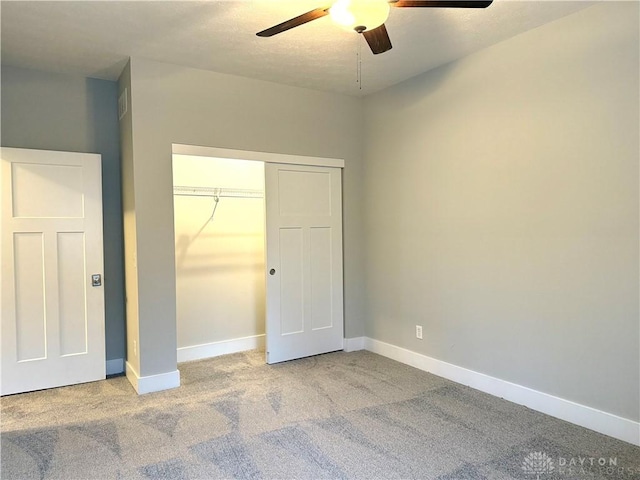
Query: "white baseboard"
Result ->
[[125, 362, 180, 395], [106, 358, 124, 375], [343, 336, 366, 352], [364, 337, 640, 446], [177, 334, 265, 363]]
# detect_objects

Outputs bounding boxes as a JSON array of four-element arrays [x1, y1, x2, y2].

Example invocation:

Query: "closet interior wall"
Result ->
[[172, 155, 265, 360]]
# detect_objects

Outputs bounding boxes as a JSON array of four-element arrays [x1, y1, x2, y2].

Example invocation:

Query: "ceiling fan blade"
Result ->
[[256, 7, 330, 37], [362, 24, 393, 55], [391, 1, 492, 8]]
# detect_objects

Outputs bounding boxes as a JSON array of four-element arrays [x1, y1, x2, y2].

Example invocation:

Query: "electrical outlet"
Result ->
[[416, 325, 423, 340]]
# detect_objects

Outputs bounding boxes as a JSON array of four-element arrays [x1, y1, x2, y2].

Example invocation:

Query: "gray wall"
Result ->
[[117, 61, 140, 374], [363, 2, 639, 421], [121, 58, 364, 377], [1, 65, 126, 363]]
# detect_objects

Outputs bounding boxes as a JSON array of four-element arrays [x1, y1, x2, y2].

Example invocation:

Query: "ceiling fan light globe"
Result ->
[[329, 0, 390, 32]]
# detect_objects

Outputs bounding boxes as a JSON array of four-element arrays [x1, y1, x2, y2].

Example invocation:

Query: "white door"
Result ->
[[265, 163, 343, 364], [1, 147, 105, 395]]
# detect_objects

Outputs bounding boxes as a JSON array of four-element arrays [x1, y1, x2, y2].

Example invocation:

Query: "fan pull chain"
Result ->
[[356, 37, 362, 90]]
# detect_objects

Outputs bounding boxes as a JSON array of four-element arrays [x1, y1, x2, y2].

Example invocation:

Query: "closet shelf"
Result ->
[[173, 186, 264, 199]]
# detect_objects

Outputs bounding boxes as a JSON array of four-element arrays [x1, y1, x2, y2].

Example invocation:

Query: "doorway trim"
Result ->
[[172, 144, 345, 169]]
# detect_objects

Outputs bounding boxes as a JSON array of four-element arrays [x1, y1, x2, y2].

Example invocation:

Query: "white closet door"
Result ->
[[265, 163, 343, 364], [1, 147, 105, 395]]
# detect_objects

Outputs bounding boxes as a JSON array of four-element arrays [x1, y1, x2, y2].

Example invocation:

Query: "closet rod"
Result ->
[[173, 186, 264, 199]]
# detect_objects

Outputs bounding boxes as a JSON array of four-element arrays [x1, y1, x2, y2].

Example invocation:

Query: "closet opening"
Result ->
[[171, 144, 345, 365], [172, 154, 266, 363]]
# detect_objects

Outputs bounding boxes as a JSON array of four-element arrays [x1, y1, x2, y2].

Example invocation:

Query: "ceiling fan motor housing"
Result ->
[[330, 0, 391, 32]]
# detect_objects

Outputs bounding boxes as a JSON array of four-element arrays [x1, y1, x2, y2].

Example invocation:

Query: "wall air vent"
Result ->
[[118, 88, 128, 121]]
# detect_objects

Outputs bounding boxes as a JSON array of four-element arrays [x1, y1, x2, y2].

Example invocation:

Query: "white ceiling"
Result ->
[[1, 0, 593, 96]]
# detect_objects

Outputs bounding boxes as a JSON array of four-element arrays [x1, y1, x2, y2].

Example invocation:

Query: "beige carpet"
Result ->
[[2, 350, 639, 479]]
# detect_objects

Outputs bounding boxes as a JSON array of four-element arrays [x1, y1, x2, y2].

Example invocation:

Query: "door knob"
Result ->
[[269, 269, 276, 275]]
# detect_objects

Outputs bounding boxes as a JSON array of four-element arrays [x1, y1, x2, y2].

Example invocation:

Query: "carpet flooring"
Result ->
[[1, 350, 639, 479]]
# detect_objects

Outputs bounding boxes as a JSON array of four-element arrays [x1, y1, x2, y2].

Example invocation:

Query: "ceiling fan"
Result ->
[[257, 0, 493, 55]]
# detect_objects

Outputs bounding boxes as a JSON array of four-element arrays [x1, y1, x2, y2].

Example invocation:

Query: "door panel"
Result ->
[[278, 169, 332, 216], [13, 232, 47, 361], [11, 162, 85, 218], [1, 147, 105, 395], [279, 227, 304, 335], [265, 163, 343, 364], [57, 232, 88, 356], [310, 227, 332, 330]]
